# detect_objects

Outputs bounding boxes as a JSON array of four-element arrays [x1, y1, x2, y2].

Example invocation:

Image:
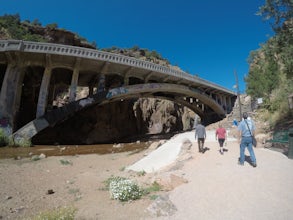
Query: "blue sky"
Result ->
[[0, 0, 274, 93]]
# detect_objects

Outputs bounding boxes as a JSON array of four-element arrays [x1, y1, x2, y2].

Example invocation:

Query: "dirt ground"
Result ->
[[1, 125, 293, 220], [0, 144, 168, 220]]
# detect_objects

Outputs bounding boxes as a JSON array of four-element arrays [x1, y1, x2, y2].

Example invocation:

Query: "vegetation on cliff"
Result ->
[[245, 0, 293, 128], [0, 13, 96, 48], [0, 13, 174, 68]]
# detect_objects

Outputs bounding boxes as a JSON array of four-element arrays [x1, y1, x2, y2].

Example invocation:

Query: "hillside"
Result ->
[[245, 2, 293, 132]]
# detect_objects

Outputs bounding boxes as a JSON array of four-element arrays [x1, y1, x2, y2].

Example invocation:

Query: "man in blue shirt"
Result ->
[[237, 112, 257, 167]]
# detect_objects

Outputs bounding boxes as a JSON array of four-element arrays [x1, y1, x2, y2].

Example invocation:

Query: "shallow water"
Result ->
[[0, 142, 150, 159]]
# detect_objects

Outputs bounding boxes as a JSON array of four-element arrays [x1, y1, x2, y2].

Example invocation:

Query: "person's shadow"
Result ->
[[238, 156, 256, 167], [202, 147, 210, 153]]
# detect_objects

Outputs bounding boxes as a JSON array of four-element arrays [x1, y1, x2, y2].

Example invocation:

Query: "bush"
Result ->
[[32, 206, 77, 220], [0, 128, 9, 147], [108, 176, 143, 201], [10, 136, 32, 147], [144, 181, 161, 194]]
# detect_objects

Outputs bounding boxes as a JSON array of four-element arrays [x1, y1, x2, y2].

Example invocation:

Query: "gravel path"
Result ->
[[153, 130, 293, 220]]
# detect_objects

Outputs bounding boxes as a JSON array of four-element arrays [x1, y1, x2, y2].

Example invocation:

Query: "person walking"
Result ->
[[195, 120, 206, 153], [215, 123, 227, 155], [237, 112, 257, 167]]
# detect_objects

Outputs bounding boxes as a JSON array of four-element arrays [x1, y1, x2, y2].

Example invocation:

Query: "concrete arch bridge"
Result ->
[[0, 40, 236, 143]]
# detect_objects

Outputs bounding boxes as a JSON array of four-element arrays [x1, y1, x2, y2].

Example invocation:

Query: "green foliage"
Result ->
[[145, 50, 163, 60], [246, 44, 280, 99], [246, 30, 292, 99], [132, 45, 140, 51], [31, 206, 77, 220], [0, 128, 9, 147], [103, 177, 162, 202], [143, 181, 161, 194], [31, 18, 42, 26], [268, 74, 293, 112], [0, 13, 25, 39], [0, 13, 92, 46], [0, 13, 21, 28], [246, 37, 292, 115], [91, 40, 98, 49], [257, 0, 293, 30], [149, 194, 159, 200], [137, 170, 146, 176], [22, 33, 46, 42], [246, 0, 293, 127], [10, 136, 32, 147], [60, 159, 73, 165], [103, 176, 127, 190], [107, 176, 143, 201], [46, 23, 58, 29], [0, 14, 44, 41]]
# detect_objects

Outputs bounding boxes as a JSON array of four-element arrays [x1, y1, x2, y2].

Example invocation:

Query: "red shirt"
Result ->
[[216, 127, 226, 139]]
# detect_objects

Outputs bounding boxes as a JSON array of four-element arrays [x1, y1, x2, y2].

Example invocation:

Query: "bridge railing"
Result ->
[[0, 40, 235, 95]]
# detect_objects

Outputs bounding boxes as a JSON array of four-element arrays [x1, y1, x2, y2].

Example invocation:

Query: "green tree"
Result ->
[[32, 18, 41, 26], [246, 0, 293, 119], [0, 13, 27, 39], [46, 23, 58, 29], [257, 0, 293, 30]]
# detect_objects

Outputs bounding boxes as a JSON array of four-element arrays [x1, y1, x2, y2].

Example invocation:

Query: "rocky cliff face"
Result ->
[[22, 23, 96, 48], [33, 98, 196, 144]]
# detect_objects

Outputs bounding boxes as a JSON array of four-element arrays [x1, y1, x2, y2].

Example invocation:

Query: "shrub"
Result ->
[[60, 159, 73, 165], [137, 170, 146, 176], [0, 128, 9, 147], [144, 181, 161, 194], [107, 176, 143, 201], [10, 136, 32, 147], [32, 206, 77, 220]]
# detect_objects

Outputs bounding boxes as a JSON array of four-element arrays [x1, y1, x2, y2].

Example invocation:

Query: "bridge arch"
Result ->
[[12, 83, 225, 143], [104, 83, 225, 120]]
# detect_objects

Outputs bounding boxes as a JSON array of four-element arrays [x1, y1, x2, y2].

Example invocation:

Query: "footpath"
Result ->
[[127, 130, 237, 173], [128, 129, 293, 220]]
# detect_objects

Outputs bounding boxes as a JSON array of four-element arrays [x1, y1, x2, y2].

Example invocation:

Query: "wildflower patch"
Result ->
[[108, 176, 143, 201]]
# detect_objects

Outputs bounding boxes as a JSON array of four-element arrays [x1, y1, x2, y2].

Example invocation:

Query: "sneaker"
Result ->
[[252, 163, 257, 168], [238, 160, 244, 166]]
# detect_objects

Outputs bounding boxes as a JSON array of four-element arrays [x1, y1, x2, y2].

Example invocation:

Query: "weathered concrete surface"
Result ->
[[127, 130, 237, 173], [133, 130, 293, 220]]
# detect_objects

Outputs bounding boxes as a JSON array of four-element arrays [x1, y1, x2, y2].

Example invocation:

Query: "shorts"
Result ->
[[218, 138, 225, 147]]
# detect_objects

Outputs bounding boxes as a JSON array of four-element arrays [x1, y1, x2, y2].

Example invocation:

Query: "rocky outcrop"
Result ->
[[33, 98, 196, 144], [22, 24, 95, 49]]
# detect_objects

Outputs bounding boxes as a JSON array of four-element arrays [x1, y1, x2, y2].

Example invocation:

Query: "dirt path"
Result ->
[[154, 139, 293, 220]]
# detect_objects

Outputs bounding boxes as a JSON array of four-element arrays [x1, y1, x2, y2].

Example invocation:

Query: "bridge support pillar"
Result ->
[[0, 63, 25, 132], [222, 95, 227, 113], [124, 77, 129, 86], [97, 74, 106, 93], [69, 59, 80, 102], [36, 66, 52, 118], [227, 97, 232, 112], [69, 68, 79, 102], [89, 85, 94, 96]]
